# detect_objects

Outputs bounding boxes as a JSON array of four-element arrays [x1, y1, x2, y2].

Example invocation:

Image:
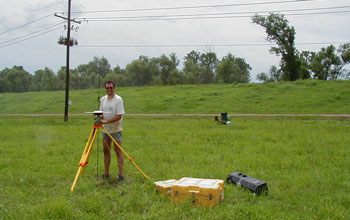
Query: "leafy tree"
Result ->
[[233, 57, 251, 83], [256, 65, 282, 82], [151, 76, 163, 86], [70, 69, 81, 89], [73, 56, 111, 89], [87, 72, 96, 88], [298, 44, 349, 80], [56, 67, 66, 90], [256, 72, 269, 83], [76, 64, 89, 77], [256, 72, 270, 82], [0, 69, 6, 78], [34, 67, 57, 91], [310, 45, 342, 80], [252, 13, 301, 81], [90, 56, 111, 78], [183, 59, 202, 84], [0, 78, 6, 93], [76, 64, 93, 88], [338, 43, 350, 63], [115, 74, 127, 87], [1, 66, 32, 92], [185, 50, 200, 64], [113, 65, 125, 75], [76, 56, 111, 80], [110, 65, 126, 87], [0, 68, 10, 92], [95, 74, 104, 87], [80, 74, 90, 89], [125, 56, 159, 86], [104, 72, 123, 86], [269, 65, 282, 82], [32, 69, 43, 91], [299, 51, 314, 79], [183, 50, 218, 84], [183, 50, 201, 84], [156, 53, 180, 85], [199, 52, 218, 84], [338, 43, 350, 78], [217, 53, 251, 83], [168, 69, 184, 85]]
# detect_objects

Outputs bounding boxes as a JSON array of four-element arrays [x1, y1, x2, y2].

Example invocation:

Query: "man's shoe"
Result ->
[[118, 175, 124, 182], [102, 174, 110, 179]]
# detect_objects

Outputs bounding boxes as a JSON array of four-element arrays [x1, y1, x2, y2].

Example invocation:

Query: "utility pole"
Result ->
[[55, 0, 80, 121], [64, 0, 71, 122]]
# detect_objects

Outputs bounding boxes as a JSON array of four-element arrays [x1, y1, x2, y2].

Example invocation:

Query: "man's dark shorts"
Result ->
[[103, 131, 122, 143]]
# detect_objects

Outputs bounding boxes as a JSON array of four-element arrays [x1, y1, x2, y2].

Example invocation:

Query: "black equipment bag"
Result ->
[[227, 172, 268, 195]]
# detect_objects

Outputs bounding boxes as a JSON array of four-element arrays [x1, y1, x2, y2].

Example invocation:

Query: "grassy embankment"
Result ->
[[0, 80, 349, 219], [1, 80, 349, 114]]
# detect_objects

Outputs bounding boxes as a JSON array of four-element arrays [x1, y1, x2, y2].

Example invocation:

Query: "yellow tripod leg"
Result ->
[[101, 126, 150, 180], [81, 127, 98, 176], [71, 166, 83, 192], [70, 125, 99, 192]]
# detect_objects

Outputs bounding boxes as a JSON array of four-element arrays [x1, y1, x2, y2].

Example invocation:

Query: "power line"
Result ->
[[77, 42, 349, 48], [286, 10, 350, 16], [64, 0, 323, 14], [0, 1, 66, 21], [0, 22, 64, 46], [0, 26, 62, 49], [75, 6, 350, 21], [0, 14, 54, 36], [77, 10, 350, 22]]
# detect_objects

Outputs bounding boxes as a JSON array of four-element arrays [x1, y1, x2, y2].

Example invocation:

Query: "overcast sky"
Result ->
[[0, 0, 349, 81]]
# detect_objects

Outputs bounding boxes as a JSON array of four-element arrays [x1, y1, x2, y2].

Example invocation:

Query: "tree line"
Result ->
[[0, 51, 251, 93]]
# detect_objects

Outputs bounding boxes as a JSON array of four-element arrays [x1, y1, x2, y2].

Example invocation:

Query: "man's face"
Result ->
[[105, 83, 115, 95]]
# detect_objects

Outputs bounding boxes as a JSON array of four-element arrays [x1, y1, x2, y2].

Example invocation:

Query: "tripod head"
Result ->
[[85, 110, 104, 124]]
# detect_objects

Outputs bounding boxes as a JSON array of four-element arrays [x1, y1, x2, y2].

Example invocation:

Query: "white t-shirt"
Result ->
[[99, 94, 125, 133]]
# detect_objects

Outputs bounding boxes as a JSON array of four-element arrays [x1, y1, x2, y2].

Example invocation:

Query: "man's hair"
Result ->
[[105, 80, 115, 88]]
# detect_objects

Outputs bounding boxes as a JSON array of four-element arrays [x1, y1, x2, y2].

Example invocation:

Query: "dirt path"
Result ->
[[1, 113, 350, 118]]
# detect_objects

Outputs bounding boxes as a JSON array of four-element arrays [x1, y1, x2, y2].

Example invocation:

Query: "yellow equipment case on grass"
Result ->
[[171, 177, 224, 208], [154, 179, 179, 197]]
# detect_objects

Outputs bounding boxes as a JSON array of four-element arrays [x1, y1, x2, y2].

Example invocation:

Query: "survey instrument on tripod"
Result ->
[[70, 111, 150, 192]]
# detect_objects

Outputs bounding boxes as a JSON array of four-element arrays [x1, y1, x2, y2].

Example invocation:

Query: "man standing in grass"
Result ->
[[99, 80, 125, 181]]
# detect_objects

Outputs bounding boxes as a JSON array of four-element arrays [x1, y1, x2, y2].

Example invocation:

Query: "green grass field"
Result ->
[[1, 80, 350, 114], [1, 115, 349, 219]]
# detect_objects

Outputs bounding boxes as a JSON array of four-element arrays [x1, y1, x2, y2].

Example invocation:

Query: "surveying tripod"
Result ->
[[70, 112, 150, 192]]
